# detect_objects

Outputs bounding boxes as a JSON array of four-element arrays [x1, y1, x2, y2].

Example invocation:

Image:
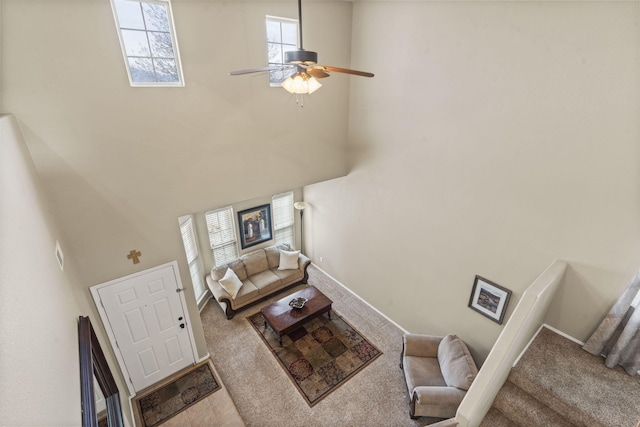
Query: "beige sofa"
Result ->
[[400, 334, 478, 419], [206, 244, 311, 319]]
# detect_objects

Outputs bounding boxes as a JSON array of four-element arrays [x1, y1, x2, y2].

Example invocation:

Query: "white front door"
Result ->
[[92, 261, 197, 393]]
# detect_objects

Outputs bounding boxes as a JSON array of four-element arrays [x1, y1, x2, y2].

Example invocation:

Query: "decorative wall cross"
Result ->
[[127, 249, 142, 264]]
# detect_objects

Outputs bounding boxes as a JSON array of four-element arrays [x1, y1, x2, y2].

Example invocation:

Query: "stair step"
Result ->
[[480, 407, 517, 427], [491, 379, 577, 427], [481, 326, 640, 426], [507, 369, 605, 427]]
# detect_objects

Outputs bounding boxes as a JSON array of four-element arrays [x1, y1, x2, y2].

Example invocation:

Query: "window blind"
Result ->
[[180, 217, 198, 264], [179, 215, 206, 304], [205, 206, 239, 266], [272, 192, 294, 248]]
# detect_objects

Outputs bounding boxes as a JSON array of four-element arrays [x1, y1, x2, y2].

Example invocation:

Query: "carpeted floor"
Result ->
[[200, 264, 436, 426]]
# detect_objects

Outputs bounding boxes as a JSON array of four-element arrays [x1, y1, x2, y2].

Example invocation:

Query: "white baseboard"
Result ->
[[197, 353, 211, 363], [542, 323, 585, 345], [198, 292, 213, 312], [311, 262, 409, 334]]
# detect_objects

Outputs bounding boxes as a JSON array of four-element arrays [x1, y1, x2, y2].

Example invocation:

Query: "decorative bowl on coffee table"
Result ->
[[289, 297, 307, 309]]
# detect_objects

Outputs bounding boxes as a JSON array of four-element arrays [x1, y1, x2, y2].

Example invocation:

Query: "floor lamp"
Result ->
[[294, 201, 307, 252]]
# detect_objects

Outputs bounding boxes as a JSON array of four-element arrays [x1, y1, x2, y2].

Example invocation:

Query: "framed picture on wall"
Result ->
[[237, 204, 273, 249], [468, 275, 512, 324]]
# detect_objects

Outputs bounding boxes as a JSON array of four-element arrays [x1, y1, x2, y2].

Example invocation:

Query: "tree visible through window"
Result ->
[[266, 16, 298, 85], [112, 0, 184, 86]]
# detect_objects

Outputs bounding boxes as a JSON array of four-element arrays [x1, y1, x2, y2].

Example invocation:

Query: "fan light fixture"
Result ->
[[282, 71, 322, 95], [229, 0, 373, 106]]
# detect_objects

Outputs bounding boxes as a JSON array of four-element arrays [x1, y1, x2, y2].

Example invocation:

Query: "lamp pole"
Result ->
[[294, 202, 307, 252]]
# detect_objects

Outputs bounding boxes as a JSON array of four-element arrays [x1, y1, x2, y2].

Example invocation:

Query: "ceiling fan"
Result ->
[[229, 0, 374, 104]]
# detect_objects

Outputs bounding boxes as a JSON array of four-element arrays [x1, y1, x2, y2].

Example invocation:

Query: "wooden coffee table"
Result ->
[[261, 286, 333, 346]]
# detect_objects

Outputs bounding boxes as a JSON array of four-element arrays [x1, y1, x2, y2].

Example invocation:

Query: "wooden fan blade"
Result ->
[[229, 66, 292, 76], [307, 68, 330, 79], [321, 65, 374, 78]]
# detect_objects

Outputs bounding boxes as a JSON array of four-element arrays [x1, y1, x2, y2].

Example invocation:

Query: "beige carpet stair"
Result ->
[[482, 407, 519, 427], [486, 379, 577, 426], [480, 326, 640, 427]]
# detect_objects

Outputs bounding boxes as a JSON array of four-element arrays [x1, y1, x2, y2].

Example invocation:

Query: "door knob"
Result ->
[[180, 323, 185, 329]]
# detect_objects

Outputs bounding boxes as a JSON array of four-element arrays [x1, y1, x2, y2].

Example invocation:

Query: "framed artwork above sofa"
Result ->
[[238, 204, 273, 249]]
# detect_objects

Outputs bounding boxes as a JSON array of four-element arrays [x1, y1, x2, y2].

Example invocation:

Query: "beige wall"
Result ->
[[1, 0, 353, 361], [0, 115, 80, 425], [304, 1, 640, 361], [0, 0, 3, 109], [1, 114, 133, 425]]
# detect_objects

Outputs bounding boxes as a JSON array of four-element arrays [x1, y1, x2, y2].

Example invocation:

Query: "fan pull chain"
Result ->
[[296, 94, 304, 107]]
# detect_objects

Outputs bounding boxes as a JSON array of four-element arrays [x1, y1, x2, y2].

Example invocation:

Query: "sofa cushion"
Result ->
[[232, 280, 259, 306], [211, 259, 248, 282], [264, 245, 281, 269], [228, 259, 248, 281], [272, 268, 302, 285], [250, 270, 282, 294], [265, 243, 291, 269], [278, 250, 300, 270], [242, 250, 269, 277], [403, 355, 446, 393], [218, 268, 243, 299], [211, 265, 226, 282], [437, 334, 478, 390]]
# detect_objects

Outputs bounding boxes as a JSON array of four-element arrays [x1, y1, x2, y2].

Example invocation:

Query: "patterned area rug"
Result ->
[[136, 361, 220, 427], [248, 311, 382, 407]]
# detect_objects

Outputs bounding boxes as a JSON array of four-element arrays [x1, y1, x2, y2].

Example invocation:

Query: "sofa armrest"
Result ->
[[206, 274, 232, 301], [413, 385, 466, 407], [298, 253, 311, 270], [403, 334, 443, 358]]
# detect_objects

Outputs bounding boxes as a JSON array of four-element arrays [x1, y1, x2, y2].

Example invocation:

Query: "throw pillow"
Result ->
[[218, 268, 243, 299], [228, 259, 248, 281], [278, 250, 300, 270], [438, 334, 478, 390], [265, 244, 290, 269]]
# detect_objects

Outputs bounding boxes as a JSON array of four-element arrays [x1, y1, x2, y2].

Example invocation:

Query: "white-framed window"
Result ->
[[272, 191, 295, 248], [178, 215, 207, 307], [205, 206, 239, 267], [266, 16, 298, 85], [111, 0, 184, 86]]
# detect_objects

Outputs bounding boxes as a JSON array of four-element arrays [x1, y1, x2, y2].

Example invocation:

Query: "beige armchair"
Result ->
[[400, 334, 478, 419]]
